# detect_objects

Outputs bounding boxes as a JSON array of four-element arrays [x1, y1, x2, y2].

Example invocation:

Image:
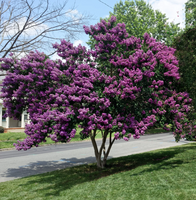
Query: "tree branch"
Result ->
[[98, 129, 108, 160], [0, 0, 92, 58], [105, 131, 115, 159], [89, 129, 99, 160], [2, 1, 32, 58]]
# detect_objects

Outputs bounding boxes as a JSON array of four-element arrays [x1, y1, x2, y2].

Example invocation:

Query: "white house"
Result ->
[[0, 79, 30, 129]]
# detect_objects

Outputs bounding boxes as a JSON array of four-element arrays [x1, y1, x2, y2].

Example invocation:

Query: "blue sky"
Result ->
[[0, 0, 190, 60], [50, 0, 189, 59]]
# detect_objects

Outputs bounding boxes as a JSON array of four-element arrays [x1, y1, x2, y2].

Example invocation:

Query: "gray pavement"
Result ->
[[7, 129, 25, 132], [0, 132, 194, 183]]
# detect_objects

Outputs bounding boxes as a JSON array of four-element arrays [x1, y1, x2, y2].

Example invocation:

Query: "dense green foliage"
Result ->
[[171, 25, 196, 110]]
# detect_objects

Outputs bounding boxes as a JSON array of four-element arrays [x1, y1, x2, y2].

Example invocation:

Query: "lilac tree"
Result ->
[[0, 16, 196, 168]]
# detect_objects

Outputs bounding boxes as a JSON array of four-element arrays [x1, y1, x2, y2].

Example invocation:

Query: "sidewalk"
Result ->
[[4, 128, 25, 133]]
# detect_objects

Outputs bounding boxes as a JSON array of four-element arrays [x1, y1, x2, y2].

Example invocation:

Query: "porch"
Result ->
[[0, 100, 30, 131]]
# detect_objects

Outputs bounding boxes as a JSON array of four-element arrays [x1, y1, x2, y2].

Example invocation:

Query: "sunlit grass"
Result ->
[[0, 143, 196, 200]]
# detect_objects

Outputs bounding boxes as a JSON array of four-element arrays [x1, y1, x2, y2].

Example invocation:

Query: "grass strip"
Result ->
[[0, 127, 169, 150]]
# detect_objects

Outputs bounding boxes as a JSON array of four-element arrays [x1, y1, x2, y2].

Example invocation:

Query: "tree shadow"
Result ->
[[2, 156, 100, 180], [3, 143, 194, 198]]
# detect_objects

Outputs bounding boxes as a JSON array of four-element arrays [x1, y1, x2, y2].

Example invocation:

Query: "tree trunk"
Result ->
[[89, 127, 115, 168], [96, 156, 107, 168]]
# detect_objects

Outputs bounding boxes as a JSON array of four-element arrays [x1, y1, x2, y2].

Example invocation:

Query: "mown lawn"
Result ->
[[0, 143, 196, 200], [0, 127, 103, 149], [0, 127, 169, 150]]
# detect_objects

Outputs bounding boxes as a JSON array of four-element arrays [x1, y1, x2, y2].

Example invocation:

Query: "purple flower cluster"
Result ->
[[1, 16, 196, 151]]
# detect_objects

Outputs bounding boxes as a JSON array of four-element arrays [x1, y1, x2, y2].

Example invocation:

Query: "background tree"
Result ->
[[185, 0, 196, 29], [170, 25, 196, 112], [168, 0, 196, 111], [87, 0, 183, 50], [0, 0, 91, 59]]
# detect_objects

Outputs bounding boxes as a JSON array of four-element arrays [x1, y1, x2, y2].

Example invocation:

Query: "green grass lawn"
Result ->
[[0, 127, 103, 149], [0, 143, 196, 200], [0, 127, 169, 150]]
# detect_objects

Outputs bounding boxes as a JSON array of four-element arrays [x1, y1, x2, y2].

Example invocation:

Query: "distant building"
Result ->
[[0, 80, 30, 128]]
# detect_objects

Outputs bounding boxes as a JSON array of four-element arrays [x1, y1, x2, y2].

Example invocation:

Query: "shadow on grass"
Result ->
[[2, 143, 195, 197]]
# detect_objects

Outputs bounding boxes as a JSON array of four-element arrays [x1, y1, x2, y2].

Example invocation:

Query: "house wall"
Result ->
[[9, 117, 20, 127], [0, 103, 30, 128], [2, 121, 6, 127]]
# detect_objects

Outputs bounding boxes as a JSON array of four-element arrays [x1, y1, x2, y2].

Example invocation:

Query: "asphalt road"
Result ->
[[0, 132, 194, 183]]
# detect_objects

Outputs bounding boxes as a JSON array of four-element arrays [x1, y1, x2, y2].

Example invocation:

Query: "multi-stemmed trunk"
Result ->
[[89, 126, 115, 168], [89, 67, 117, 168]]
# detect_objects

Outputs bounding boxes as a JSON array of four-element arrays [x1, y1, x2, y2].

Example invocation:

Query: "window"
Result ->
[[24, 114, 28, 121], [2, 109, 6, 121]]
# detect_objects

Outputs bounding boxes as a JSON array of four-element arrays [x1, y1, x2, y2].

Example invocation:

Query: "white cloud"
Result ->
[[149, 0, 188, 30], [73, 40, 83, 46], [4, 17, 48, 37], [15, 52, 28, 59], [65, 9, 79, 18], [51, 52, 63, 61], [65, 9, 83, 24], [104, 15, 109, 19]]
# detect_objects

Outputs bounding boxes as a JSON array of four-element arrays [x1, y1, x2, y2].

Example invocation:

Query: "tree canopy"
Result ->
[[0, 16, 196, 168]]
